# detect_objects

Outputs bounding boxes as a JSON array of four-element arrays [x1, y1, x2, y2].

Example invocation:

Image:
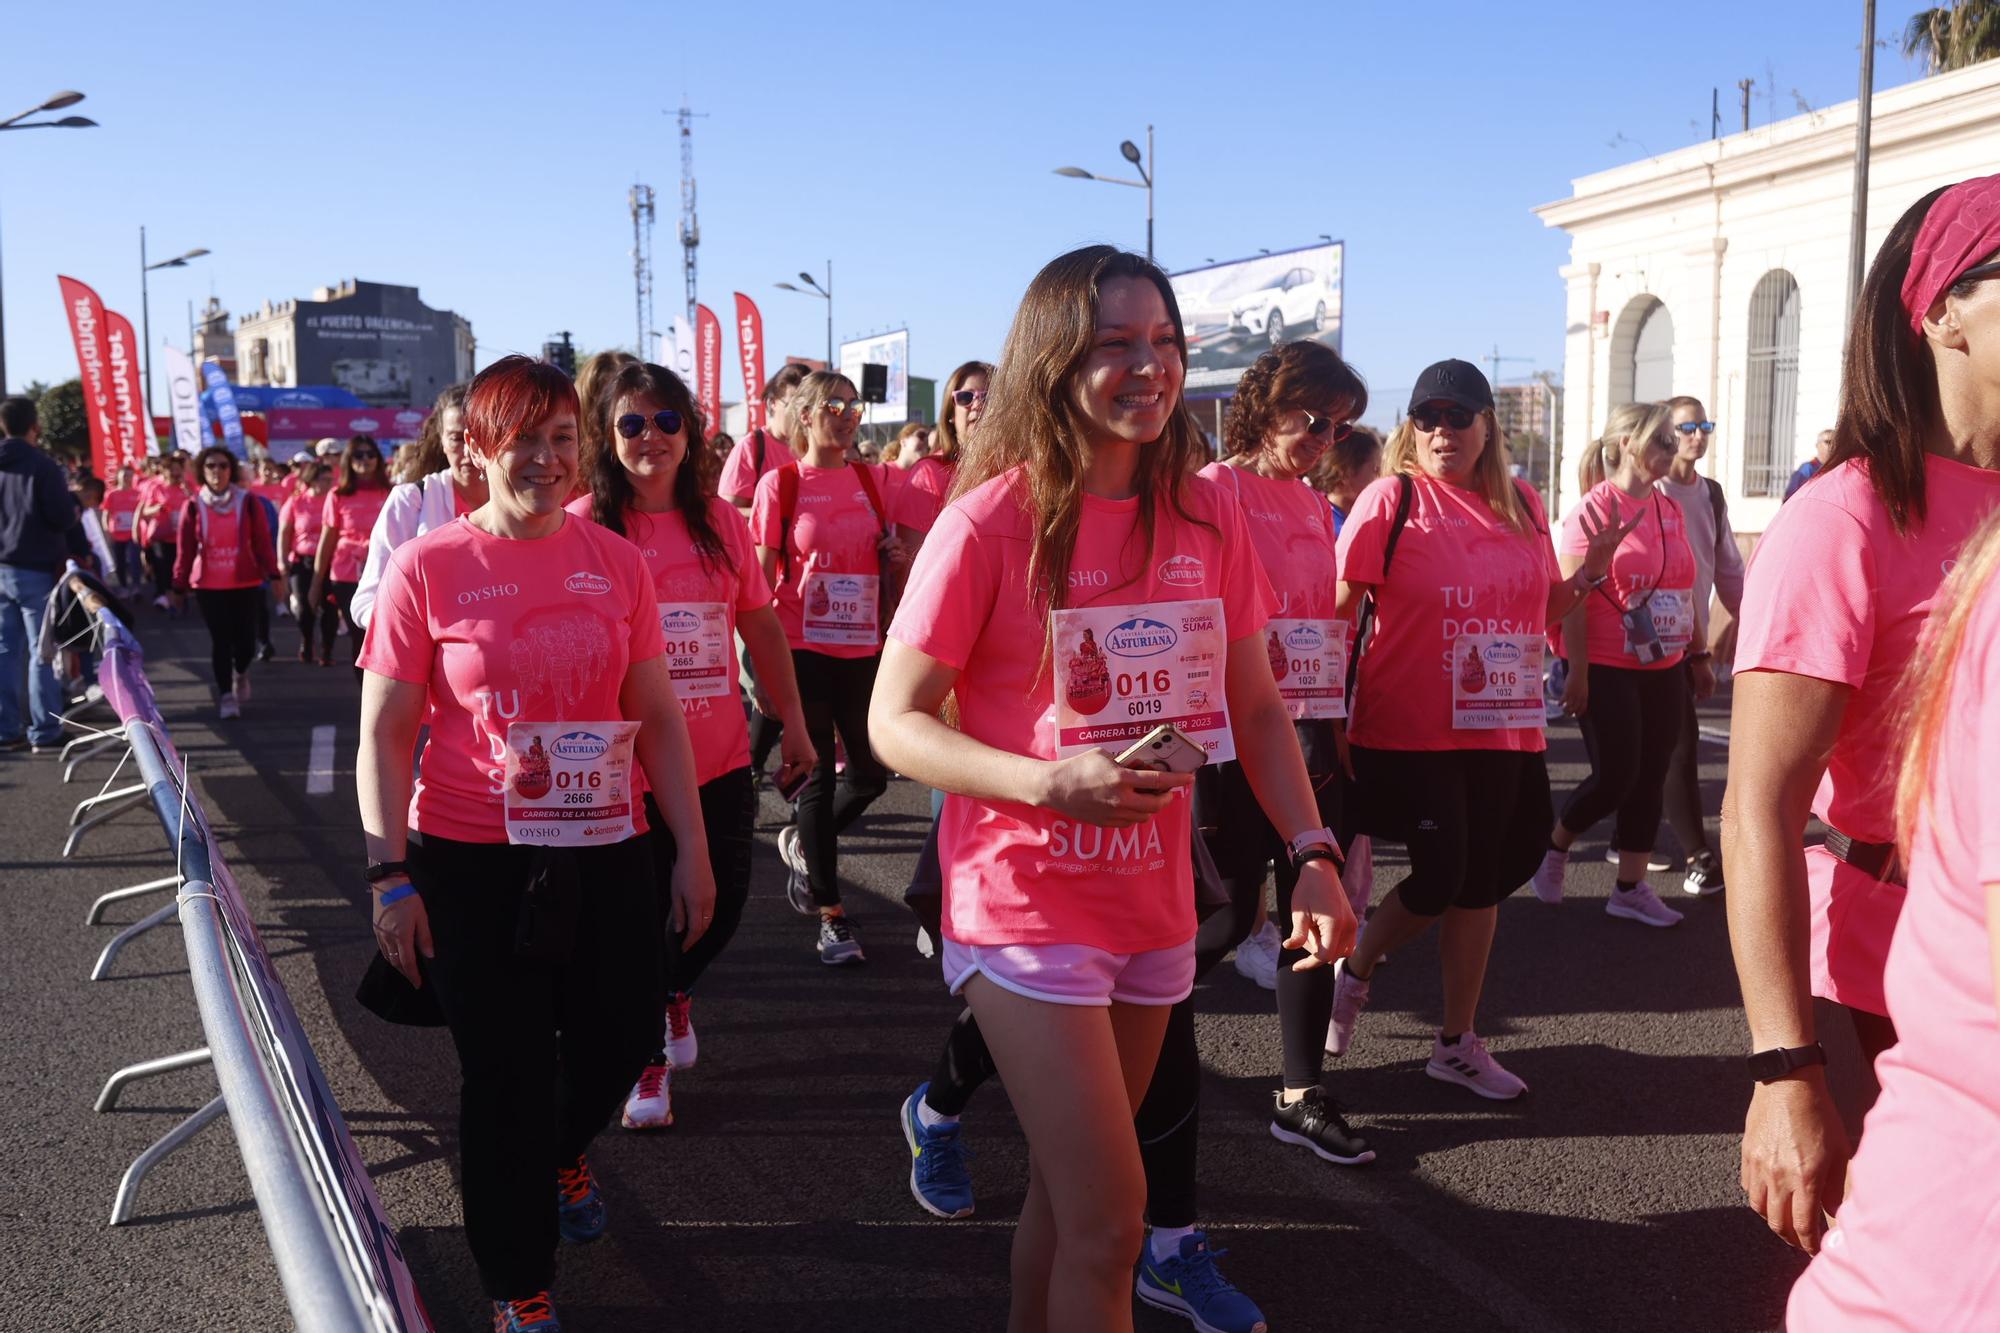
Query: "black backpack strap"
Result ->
[[753, 427, 766, 476], [1344, 474, 1415, 705], [1704, 475, 1726, 533]]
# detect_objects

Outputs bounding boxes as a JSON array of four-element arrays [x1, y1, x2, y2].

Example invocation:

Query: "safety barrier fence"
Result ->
[[54, 570, 431, 1332]]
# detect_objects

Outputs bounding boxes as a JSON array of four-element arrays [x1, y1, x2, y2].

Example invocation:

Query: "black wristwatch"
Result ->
[[1747, 1042, 1827, 1084], [364, 860, 411, 885]]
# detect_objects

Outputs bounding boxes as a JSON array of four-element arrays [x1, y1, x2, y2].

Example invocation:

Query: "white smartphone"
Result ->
[[1114, 723, 1209, 775]]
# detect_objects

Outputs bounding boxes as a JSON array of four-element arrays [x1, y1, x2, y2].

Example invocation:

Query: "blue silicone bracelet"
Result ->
[[375, 882, 417, 907]]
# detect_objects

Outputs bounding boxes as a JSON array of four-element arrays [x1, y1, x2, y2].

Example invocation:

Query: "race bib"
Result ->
[[1452, 634, 1546, 731], [1053, 598, 1234, 762], [658, 602, 731, 700], [1265, 617, 1348, 721], [802, 570, 879, 646], [1648, 587, 1695, 651], [502, 721, 639, 847]]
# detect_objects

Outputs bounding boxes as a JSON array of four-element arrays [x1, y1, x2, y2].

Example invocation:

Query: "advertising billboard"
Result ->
[[1170, 241, 1344, 393], [838, 328, 910, 422]]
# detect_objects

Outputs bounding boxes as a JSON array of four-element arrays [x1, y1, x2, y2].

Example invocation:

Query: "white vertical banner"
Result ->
[[669, 316, 697, 387], [161, 344, 205, 457]]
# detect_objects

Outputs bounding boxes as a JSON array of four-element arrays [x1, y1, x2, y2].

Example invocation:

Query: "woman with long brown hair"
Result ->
[[1725, 174, 2000, 1256], [871, 246, 1354, 1333], [309, 434, 392, 668]]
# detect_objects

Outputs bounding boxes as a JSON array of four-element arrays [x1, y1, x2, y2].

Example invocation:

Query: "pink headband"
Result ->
[[1902, 173, 2000, 336]]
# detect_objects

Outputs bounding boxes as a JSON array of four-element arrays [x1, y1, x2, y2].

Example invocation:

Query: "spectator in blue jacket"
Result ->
[[0, 396, 80, 752], [1783, 429, 1835, 501]]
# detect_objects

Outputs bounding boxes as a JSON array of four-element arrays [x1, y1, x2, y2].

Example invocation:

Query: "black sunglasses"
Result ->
[[615, 409, 684, 439], [1956, 260, 2000, 287], [1674, 420, 1717, 435], [1302, 410, 1354, 443], [1410, 404, 1477, 432], [952, 388, 988, 408]]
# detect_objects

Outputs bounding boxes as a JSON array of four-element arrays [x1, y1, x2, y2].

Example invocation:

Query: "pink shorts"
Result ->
[[942, 937, 1195, 1007]]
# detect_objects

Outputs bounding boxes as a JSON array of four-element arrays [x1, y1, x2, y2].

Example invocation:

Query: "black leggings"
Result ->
[[1561, 663, 1682, 852], [644, 766, 756, 1004], [793, 649, 888, 908], [147, 539, 177, 597], [330, 580, 361, 665], [1352, 746, 1553, 916], [288, 559, 340, 659], [407, 830, 662, 1301], [193, 587, 261, 694], [1658, 663, 1710, 861]]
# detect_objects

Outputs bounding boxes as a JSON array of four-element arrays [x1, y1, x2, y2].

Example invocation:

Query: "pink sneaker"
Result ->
[[664, 992, 697, 1069], [1425, 1032, 1527, 1100], [1324, 957, 1371, 1057]]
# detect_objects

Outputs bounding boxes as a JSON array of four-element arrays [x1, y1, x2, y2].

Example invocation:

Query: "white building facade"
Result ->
[[1535, 59, 2000, 535]]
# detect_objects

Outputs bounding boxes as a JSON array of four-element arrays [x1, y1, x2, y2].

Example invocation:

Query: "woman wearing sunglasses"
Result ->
[[279, 463, 339, 664], [750, 370, 906, 964], [894, 360, 990, 556], [350, 384, 477, 636], [576, 361, 815, 1128], [311, 435, 393, 670], [171, 447, 281, 718], [1529, 403, 1708, 924], [1726, 175, 2000, 1260], [1328, 361, 1637, 1102]]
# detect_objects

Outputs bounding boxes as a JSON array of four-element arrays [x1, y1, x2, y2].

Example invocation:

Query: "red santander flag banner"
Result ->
[[57, 277, 120, 476], [733, 292, 766, 432], [104, 310, 151, 471], [696, 303, 722, 435]]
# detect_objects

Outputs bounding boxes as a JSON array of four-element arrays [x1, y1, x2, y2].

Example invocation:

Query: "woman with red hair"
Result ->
[[356, 355, 716, 1332]]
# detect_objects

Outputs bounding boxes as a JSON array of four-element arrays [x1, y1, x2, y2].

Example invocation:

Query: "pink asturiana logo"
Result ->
[[565, 572, 612, 595]]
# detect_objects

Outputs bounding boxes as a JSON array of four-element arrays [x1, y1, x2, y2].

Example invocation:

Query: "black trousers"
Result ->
[[792, 649, 888, 907], [288, 559, 340, 659], [146, 539, 176, 597], [644, 766, 756, 1002], [1561, 663, 1683, 853], [408, 831, 662, 1302], [1352, 745, 1553, 916], [1658, 662, 1711, 861], [330, 579, 361, 664], [110, 538, 140, 588], [193, 587, 261, 694]]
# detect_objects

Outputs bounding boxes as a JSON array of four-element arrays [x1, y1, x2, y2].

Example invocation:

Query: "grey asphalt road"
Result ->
[[1, 606, 1856, 1332]]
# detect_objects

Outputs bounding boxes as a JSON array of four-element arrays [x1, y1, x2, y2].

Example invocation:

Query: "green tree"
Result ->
[[1903, 1, 2000, 74], [35, 379, 90, 466]]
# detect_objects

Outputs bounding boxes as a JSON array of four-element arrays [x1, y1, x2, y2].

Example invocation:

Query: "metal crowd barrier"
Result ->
[[56, 571, 431, 1332]]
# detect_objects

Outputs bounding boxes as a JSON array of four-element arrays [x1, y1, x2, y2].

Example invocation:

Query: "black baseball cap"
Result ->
[[1407, 359, 1494, 414]]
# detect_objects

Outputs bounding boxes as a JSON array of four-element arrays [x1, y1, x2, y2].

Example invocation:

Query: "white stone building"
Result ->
[[1535, 59, 2000, 535]]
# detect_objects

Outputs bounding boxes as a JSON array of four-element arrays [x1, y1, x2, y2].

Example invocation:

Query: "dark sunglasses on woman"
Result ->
[[1410, 404, 1477, 432], [1674, 420, 1717, 435], [951, 388, 988, 408], [615, 409, 684, 439], [1302, 410, 1354, 443]]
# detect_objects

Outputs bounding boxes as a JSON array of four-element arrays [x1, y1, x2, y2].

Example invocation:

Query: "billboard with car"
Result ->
[[1171, 241, 1343, 393]]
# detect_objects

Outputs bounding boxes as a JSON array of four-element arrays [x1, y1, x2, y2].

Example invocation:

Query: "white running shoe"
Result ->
[[1530, 848, 1568, 905], [621, 1063, 672, 1129], [1324, 957, 1372, 1057], [1424, 1032, 1527, 1100], [664, 993, 697, 1070], [1606, 882, 1685, 927], [1232, 921, 1279, 991], [1604, 847, 1672, 872], [218, 692, 241, 720], [233, 671, 251, 707]]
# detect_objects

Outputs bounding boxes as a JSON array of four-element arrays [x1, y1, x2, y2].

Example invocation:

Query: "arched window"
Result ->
[[1744, 271, 1801, 497], [1608, 295, 1674, 408]]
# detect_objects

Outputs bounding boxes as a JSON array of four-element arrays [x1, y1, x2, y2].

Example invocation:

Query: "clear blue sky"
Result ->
[[1, 0, 1941, 428]]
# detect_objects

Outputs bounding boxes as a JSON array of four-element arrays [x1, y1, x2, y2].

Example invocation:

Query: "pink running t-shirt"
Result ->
[[892, 456, 957, 534], [1735, 454, 2000, 1013], [281, 491, 327, 561], [1787, 573, 2000, 1330], [323, 487, 390, 583], [1557, 480, 1696, 670], [718, 429, 794, 504], [103, 487, 140, 540], [1336, 474, 1559, 752], [749, 461, 892, 660], [889, 468, 1273, 954], [357, 514, 665, 844], [566, 494, 774, 786]]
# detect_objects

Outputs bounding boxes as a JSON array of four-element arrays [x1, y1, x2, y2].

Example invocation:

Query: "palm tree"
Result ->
[[1903, 0, 2000, 74]]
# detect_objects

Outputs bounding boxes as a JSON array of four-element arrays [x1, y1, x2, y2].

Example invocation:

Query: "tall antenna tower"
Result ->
[[629, 183, 656, 358], [676, 100, 708, 325]]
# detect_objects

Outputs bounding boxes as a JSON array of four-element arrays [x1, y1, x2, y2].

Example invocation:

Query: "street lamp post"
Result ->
[[140, 229, 210, 420], [775, 260, 834, 368], [0, 91, 96, 394], [1053, 124, 1154, 263]]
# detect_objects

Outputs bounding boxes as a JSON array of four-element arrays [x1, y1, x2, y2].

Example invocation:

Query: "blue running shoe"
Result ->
[[1136, 1230, 1268, 1333], [492, 1291, 561, 1331], [555, 1155, 606, 1243], [899, 1082, 975, 1219]]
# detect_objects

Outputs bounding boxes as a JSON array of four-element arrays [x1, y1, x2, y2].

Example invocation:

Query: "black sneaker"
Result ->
[[1681, 850, 1725, 897], [1269, 1087, 1375, 1165]]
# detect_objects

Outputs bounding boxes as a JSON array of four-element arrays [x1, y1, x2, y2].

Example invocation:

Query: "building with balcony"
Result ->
[[233, 280, 474, 408]]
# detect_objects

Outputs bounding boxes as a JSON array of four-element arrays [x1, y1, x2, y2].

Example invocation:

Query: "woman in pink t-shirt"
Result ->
[[103, 465, 141, 589], [874, 247, 1355, 1333], [749, 370, 908, 965], [1327, 360, 1637, 1102], [719, 363, 809, 509], [1786, 520, 2000, 1328], [577, 359, 816, 1130], [892, 359, 990, 556], [309, 434, 391, 670], [137, 452, 192, 607], [1528, 401, 1709, 923], [170, 446, 280, 718], [279, 464, 339, 664], [1726, 174, 2000, 1257], [355, 356, 716, 1331]]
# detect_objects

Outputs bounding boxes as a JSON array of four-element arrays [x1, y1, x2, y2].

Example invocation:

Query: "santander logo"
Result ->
[[565, 572, 612, 595], [1157, 554, 1204, 587]]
